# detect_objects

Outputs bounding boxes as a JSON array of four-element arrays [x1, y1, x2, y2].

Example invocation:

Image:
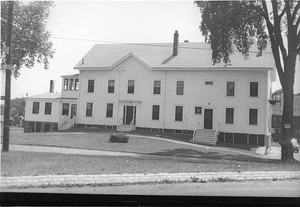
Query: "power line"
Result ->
[[50, 36, 300, 56]]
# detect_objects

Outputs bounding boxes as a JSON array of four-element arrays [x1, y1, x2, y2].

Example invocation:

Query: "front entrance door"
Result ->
[[123, 106, 136, 125], [71, 104, 77, 118], [204, 109, 213, 129]]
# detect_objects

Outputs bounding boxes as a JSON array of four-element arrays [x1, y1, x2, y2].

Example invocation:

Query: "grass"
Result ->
[[2, 151, 300, 177], [6, 130, 271, 162]]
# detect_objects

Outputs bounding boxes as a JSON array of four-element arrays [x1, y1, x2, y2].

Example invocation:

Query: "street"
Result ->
[[3, 179, 300, 197]]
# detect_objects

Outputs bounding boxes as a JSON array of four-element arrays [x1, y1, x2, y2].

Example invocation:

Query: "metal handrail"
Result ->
[[130, 118, 135, 131], [67, 116, 76, 129], [58, 115, 68, 129], [193, 121, 200, 142]]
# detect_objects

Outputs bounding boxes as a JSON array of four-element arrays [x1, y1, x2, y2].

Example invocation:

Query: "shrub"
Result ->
[[109, 133, 129, 143]]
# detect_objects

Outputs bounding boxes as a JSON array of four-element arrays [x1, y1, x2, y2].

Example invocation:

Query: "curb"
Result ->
[[1, 171, 300, 189]]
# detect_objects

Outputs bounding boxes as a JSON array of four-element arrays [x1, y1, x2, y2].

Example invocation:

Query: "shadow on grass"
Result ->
[[149, 148, 282, 163]]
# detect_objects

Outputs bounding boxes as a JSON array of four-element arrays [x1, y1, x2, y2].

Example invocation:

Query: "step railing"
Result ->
[[58, 115, 68, 130], [130, 118, 135, 131], [67, 116, 76, 129], [193, 121, 201, 142]]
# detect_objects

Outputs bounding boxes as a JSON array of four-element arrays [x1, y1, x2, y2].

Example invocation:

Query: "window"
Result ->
[[32, 102, 39, 114], [249, 109, 258, 125], [205, 81, 214, 85], [175, 106, 183, 121], [106, 103, 113, 117], [176, 81, 184, 95], [195, 107, 202, 114], [88, 80, 95, 93], [69, 79, 74, 90], [108, 80, 115, 93], [226, 82, 235, 96], [74, 79, 79, 91], [45, 102, 52, 115], [128, 80, 135, 94], [250, 82, 258, 97], [63, 79, 68, 90], [62, 103, 70, 115], [153, 81, 161, 94], [86, 103, 93, 117], [152, 105, 160, 120], [225, 108, 234, 124]]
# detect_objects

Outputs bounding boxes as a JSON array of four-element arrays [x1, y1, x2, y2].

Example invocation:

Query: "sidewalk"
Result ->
[[2, 171, 300, 189]]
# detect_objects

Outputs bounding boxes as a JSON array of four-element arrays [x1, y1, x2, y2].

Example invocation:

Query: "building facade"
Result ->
[[24, 31, 276, 146]]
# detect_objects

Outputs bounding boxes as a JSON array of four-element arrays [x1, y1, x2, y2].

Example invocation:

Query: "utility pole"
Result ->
[[2, 1, 14, 152]]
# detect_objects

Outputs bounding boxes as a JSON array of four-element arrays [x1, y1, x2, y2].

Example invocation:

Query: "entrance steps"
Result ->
[[193, 129, 217, 146], [117, 124, 135, 132]]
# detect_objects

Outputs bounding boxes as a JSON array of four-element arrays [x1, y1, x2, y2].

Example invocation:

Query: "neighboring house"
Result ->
[[271, 91, 300, 142], [24, 31, 276, 146], [23, 74, 79, 132]]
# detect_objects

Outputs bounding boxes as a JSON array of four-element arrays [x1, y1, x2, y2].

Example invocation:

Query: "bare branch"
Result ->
[[262, 0, 285, 85], [279, 4, 286, 19], [291, 1, 300, 21]]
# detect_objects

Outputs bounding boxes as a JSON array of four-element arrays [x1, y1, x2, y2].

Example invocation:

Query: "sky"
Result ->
[[2, 0, 300, 98]]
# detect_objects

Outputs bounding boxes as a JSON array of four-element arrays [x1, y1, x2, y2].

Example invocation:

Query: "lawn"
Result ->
[[5, 130, 273, 162], [2, 151, 300, 177]]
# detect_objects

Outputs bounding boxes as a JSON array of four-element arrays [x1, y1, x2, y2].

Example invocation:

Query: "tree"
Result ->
[[195, 0, 299, 162], [1, 1, 55, 77], [10, 98, 25, 127]]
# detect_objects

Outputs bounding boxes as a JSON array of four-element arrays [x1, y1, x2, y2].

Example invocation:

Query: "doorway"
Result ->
[[123, 106, 136, 125], [71, 104, 77, 118], [204, 109, 213, 129]]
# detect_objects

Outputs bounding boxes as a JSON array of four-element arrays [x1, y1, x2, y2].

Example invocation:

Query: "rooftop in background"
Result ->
[[25, 93, 61, 100], [74, 42, 275, 69], [272, 95, 300, 116]]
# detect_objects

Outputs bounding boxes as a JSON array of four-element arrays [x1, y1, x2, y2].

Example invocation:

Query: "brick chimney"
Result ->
[[173, 30, 179, 56], [49, 80, 55, 93]]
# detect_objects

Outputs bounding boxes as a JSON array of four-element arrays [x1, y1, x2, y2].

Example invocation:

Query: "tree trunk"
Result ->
[[280, 56, 296, 162]]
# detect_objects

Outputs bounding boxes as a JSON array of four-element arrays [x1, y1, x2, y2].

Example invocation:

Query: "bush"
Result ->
[[109, 133, 129, 143]]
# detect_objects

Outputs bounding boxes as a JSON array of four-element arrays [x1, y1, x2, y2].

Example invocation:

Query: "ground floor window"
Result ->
[[106, 103, 113, 117], [152, 105, 160, 120], [62, 103, 70, 115], [249, 109, 258, 125], [225, 108, 234, 124], [175, 106, 183, 121], [86, 103, 93, 117], [45, 102, 52, 115]]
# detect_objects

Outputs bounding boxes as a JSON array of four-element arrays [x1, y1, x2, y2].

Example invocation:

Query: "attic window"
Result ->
[[205, 81, 214, 85]]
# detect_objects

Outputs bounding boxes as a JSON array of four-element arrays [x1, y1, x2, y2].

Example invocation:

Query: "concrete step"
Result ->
[[117, 125, 134, 132], [193, 129, 217, 146]]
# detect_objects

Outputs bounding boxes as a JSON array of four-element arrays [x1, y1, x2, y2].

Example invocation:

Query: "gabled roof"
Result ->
[[26, 93, 61, 100], [74, 42, 275, 70]]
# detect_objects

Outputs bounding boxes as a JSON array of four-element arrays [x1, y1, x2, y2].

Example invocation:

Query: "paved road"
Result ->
[[3, 180, 300, 197]]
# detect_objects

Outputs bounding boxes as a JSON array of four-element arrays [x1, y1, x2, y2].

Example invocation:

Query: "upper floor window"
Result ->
[[69, 79, 74, 90], [152, 105, 160, 120], [88, 80, 95, 93], [106, 103, 113, 117], [153, 81, 161, 95], [86, 103, 93, 117], [205, 81, 214, 85], [175, 106, 183, 121], [225, 108, 234, 124], [32, 102, 40, 114], [74, 79, 79, 91], [128, 80, 135, 94], [108, 80, 115, 93], [176, 81, 184, 95], [226, 82, 235, 96], [45, 102, 52, 115], [249, 109, 258, 125], [62, 103, 70, 115], [63, 79, 69, 90], [250, 82, 258, 97]]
